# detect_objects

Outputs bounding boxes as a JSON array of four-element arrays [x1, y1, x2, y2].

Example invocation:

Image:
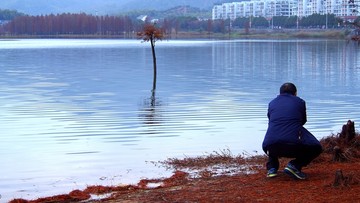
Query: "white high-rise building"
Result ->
[[212, 0, 359, 20]]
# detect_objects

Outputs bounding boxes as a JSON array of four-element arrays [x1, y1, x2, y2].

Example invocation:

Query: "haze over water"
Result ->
[[1, 39, 359, 201]]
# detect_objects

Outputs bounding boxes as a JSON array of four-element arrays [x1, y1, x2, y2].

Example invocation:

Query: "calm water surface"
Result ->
[[1, 39, 360, 201]]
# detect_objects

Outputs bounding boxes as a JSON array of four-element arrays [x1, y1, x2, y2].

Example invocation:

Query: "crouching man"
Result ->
[[262, 82, 322, 179]]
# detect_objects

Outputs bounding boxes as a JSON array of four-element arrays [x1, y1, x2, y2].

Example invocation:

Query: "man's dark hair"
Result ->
[[280, 82, 297, 95]]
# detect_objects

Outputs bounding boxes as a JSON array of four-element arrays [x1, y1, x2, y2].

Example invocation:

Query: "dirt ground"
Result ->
[[10, 121, 360, 203]]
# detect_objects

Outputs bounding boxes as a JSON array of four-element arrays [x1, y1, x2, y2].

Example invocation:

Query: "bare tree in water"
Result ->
[[348, 21, 360, 44], [137, 23, 165, 132], [137, 23, 164, 106], [347, 0, 360, 43]]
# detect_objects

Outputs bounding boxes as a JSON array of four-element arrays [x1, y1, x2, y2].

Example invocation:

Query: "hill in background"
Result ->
[[0, 0, 233, 15]]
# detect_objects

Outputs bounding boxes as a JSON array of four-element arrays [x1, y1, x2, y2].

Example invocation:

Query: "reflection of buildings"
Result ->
[[213, 0, 359, 20], [210, 40, 360, 87]]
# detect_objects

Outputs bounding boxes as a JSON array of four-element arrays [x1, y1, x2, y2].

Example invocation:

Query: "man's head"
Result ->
[[280, 82, 297, 96]]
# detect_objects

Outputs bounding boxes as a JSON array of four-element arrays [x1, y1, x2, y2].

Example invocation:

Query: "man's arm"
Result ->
[[302, 101, 307, 125]]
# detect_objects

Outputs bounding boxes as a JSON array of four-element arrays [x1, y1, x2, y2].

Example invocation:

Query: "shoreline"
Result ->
[[0, 29, 352, 40]]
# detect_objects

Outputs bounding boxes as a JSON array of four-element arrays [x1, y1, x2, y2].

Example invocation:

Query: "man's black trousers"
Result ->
[[265, 143, 323, 170]]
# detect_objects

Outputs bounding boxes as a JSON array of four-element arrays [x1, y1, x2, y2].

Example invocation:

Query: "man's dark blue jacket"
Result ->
[[262, 93, 321, 152]]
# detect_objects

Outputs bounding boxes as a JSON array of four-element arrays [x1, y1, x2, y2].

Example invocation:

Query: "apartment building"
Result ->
[[213, 0, 359, 20]]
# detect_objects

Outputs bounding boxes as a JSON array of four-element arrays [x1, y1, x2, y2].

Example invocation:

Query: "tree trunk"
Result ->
[[333, 120, 356, 162], [333, 169, 344, 187], [339, 120, 355, 143], [150, 37, 157, 93]]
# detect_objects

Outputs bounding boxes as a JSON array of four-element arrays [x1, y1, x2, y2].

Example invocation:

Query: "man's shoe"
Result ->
[[267, 168, 278, 178], [284, 163, 306, 180]]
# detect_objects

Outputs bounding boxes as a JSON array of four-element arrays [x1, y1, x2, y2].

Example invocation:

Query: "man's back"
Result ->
[[263, 93, 306, 149]]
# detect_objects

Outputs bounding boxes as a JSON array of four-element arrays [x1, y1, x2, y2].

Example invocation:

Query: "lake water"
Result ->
[[1, 39, 360, 201]]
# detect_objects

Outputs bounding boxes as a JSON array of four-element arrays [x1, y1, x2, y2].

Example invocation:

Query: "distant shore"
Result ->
[[0, 28, 352, 40]]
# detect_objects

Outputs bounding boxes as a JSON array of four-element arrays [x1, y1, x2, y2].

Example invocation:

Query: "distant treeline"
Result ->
[[1, 13, 135, 35], [0, 9, 24, 20], [1, 12, 360, 36], [0, 13, 227, 35], [233, 14, 343, 29]]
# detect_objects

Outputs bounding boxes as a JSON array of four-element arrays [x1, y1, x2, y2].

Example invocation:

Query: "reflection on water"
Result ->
[[0, 39, 359, 201]]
